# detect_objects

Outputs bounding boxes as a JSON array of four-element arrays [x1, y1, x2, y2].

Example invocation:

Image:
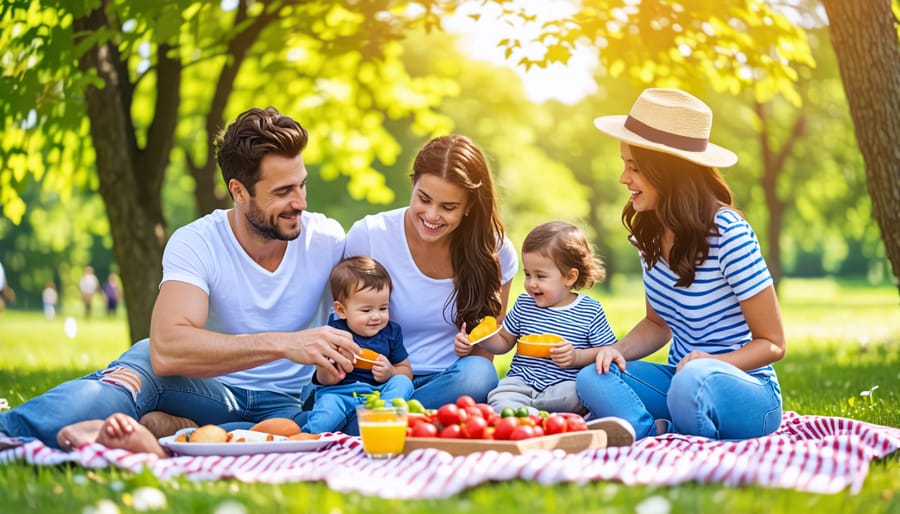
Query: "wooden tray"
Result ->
[[403, 429, 607, 456]]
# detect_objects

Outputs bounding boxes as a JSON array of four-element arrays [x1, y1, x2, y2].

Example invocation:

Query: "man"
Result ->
[[0, 107, 360, 450]]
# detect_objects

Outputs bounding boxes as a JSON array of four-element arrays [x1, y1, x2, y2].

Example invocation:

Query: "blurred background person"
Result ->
[[79, 266, 99, 318], [42, 281, 58, 320], [104, 273, 120, 317]]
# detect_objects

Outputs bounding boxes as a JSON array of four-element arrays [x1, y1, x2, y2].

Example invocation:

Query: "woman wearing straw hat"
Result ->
[[576, 88, 786, 440]]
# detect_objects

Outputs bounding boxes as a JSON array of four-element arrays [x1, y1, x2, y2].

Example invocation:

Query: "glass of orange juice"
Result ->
[[356, 405, 408, 459]]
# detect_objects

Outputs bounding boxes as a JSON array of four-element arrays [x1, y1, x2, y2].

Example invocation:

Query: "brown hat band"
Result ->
[[624, 115, 709, 152]]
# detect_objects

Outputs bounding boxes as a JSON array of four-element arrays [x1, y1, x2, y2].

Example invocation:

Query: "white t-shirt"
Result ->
[[80, 272, 99, 296], [161, 209, 346, 394], [344, 207, 518, 374]]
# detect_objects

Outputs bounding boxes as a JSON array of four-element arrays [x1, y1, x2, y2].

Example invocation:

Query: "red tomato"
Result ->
[[532, 425, 545, 438], [410, 422, 439, 438], [475, 403, 494, 419], [509, 425, 536, 440], [543, 415, 568, 435], [565, 416, 588, 432], [456, 395, 477, 409], [487, 414, 502, 427], [440, 424, 463, 439], [527, 414, 544, 426], [462, 416, 488, 439], [492, 417, 520, 440], [436, 404, 462, 426], [407, 413, 430, 428], [465, 406, 483, 419]]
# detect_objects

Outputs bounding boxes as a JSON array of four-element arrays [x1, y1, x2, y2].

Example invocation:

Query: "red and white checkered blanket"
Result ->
[[1, 412, 898, 498]]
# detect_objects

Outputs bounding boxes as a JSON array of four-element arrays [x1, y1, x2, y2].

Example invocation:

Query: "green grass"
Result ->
[[1, 278, 899, 514]]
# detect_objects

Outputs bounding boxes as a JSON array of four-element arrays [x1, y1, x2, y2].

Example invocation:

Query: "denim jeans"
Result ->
[[0, 339, 312, 448], [410, 355, 499, 409], [304, 375, 414, 436], [576, 358, 782, 440]]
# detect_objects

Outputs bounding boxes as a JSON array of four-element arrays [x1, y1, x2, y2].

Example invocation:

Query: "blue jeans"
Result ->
[[0, 339, 312, 448], [576, 358, 782, 440], [410, 356, 499, 408], [304, 375, 414, 436]]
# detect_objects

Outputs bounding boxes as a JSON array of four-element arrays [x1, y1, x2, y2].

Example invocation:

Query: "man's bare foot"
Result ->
[[96, 413, 171, 458], [57, 419, 105, 451], [139, 411, 198, 438]]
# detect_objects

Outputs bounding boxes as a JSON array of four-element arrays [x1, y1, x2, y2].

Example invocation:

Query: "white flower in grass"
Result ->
[[635, 495, 671, 514], [214, 500, 248, 514], [83, 499, 120, 514], [109, 480, 125, 492], [73, 474, 89, 485], [859, 385, 879, 397], [0, 398, 9, 411], [131, 487, 167, 511]]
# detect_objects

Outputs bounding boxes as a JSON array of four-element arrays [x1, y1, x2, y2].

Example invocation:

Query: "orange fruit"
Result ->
[[355, 348, 381, 370], [468, 316, 498, 343]]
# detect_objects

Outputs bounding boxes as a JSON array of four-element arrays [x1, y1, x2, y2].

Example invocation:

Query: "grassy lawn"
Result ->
[[1, 278, 898, 513]]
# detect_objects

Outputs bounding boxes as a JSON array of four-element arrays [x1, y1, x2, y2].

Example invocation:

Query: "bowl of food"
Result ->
[[516, 333, 565, 358], [355, 348, 382, 370]]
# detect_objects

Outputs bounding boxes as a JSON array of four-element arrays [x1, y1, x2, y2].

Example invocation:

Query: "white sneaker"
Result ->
[[585, 417, 636, 446]]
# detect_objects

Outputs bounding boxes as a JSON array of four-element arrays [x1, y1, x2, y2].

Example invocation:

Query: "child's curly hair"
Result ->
[[522, 222, 606, 290]]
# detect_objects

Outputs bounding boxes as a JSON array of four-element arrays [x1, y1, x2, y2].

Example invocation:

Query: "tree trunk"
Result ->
[[822, 0, 900, 299], [74, 5, 170, 342], [755, 102, 806, 292]]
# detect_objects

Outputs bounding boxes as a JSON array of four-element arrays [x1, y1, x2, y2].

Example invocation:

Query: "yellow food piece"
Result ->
[[518, 333, 565, 343], [468, 316, 498, 342]]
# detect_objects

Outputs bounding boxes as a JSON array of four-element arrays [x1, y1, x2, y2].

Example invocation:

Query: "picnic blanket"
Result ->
[[1, 412, 898, 499]]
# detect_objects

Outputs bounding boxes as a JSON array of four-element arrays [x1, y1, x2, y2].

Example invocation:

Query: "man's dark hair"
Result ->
[[214, 106, 309, 197]]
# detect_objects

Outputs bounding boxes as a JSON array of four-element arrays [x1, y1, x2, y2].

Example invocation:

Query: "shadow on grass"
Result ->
[[0, 368, 95, 408]]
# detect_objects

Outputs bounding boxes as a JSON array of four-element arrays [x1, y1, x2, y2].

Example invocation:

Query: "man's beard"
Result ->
[[245, 201, 302, 241]]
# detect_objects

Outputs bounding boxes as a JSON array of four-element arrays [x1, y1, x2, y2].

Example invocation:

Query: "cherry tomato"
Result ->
[[509, 425, 536, 440], [411, 422, 439, 438], [462, 416, 488, 439], [476, 403, 494, 419], [492, 417, 520, 440], [543, 415, 568, 435], [407, 412, 430, 428], [440, 424, 463, 439], [436, 404, 462, 427], [456, 395, 477, 409], [465, 406, 483, 419], [565, 416, 588, 432], [532, 425, 544, 438]]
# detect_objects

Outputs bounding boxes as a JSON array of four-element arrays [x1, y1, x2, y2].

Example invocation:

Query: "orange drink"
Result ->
[[356, 406, 408, 459]]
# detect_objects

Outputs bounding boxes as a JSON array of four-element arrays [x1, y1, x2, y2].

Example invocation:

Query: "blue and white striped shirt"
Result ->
[[643, 209, 776, 380], [503, 293, 617, 391]]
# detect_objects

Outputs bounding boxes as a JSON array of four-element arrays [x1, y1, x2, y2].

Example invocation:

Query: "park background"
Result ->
[[1, 2, 900, 513], [0, 1, 897, 341]]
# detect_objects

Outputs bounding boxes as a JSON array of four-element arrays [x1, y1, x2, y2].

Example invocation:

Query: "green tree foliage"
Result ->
[[0, 0, 460, 341]]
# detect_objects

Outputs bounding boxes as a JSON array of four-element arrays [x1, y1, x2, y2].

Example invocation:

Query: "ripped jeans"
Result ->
[[0, 339, 312, 448]]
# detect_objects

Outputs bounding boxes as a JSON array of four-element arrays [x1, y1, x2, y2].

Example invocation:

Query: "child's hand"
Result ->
[[371, 355, 394, 382], [550, 340, 576, 368], [454, 322, 474, 357]]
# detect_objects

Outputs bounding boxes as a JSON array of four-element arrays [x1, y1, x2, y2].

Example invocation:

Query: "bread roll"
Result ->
[[250, 418, 302, 437], [188, 424, 228, 443]]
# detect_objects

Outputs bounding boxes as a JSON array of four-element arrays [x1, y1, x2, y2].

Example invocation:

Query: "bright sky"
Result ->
[[444, 1, 598, 104]]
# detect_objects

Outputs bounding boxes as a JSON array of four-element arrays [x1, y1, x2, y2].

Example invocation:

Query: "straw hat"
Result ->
[[593, 88, 737, 168]]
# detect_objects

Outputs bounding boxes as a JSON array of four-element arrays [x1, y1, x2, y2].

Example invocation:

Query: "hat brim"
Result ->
[[594, 115, 737, 168]]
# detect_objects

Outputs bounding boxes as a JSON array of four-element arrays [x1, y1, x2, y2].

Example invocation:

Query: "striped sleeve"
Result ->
[[715, 211, 772, 301]]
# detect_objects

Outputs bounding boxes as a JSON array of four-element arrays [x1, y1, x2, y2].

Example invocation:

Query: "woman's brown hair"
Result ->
[[622, 144, 734, 287], [411, 135, 505, 328]]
